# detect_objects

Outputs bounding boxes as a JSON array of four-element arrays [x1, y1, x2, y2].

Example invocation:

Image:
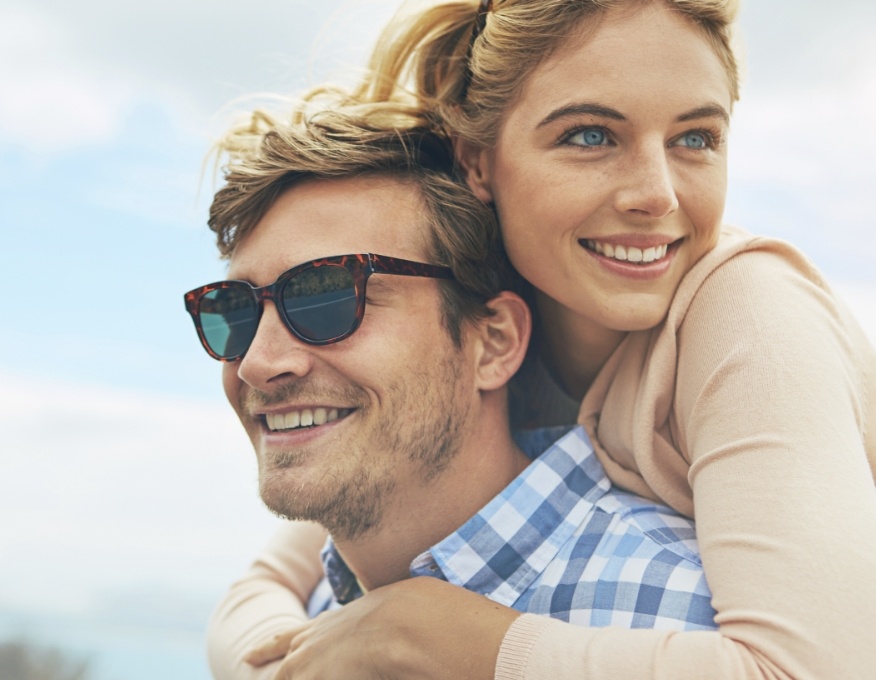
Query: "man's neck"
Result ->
[[332, 410, 530, 592]]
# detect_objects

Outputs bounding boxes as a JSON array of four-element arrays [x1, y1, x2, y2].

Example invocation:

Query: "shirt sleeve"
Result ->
[[206, 520, 328, 680], [496, 248, 876, 680]]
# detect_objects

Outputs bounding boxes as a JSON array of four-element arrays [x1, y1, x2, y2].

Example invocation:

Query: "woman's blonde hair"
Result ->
[[355, 0, 741, 148]]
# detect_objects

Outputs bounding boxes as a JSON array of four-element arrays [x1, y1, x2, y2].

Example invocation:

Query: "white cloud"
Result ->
[[833, 282, 876, 345], [730, 65, 876, 188], [0, 0, 403, 154], [730, 4, 876, 185], [0, 6, 131, 150], [0, 373, 280, 618], [726, 19, 876, 272]]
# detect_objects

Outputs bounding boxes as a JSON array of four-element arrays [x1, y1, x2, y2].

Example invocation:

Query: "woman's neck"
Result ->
[[535, 290, 627, 402]]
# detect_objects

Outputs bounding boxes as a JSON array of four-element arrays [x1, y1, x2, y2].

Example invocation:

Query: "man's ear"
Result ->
[[454, 137, 495, 204], [472, 291, 531, 392]]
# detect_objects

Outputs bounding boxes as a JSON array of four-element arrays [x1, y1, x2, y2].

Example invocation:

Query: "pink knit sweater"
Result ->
[[496, 226, 876, 679]]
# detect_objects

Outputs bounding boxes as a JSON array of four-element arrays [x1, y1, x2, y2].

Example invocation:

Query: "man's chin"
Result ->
[[258, 474, 309, 519], [258, 474, 393, 542]]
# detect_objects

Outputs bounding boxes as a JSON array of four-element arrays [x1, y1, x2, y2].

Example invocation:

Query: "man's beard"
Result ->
[[261, 455, 396, 541], [254, 359, 467, 542]]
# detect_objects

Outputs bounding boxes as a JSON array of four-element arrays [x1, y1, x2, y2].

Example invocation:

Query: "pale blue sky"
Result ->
[[1, 1, 874, 678]]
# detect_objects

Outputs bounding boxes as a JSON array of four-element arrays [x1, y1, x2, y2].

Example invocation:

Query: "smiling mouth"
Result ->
[[580, 239, 675, 264], [264, 408, 354, 432]]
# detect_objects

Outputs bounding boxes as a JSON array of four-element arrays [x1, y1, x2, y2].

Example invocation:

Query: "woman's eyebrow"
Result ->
[[537, 102, 730, 128], [676, 104, 730, 124], [537, 103, 626, 128]]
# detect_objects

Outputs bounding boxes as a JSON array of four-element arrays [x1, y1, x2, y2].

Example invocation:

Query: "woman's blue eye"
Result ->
[[678, 131, 709, 149], [568, 128, 608, 147]]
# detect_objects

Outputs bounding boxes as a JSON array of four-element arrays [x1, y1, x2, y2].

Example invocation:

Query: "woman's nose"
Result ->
[[613, 143, 679, 219]]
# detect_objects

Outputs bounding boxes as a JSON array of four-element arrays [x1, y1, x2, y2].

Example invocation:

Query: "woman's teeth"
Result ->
[[585, 240, 669, 264], [265, 408, 351, 432]]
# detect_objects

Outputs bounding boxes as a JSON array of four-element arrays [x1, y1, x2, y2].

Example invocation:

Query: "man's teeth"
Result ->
[[586, 240, 669, 264], [265, 408, 349, 432]]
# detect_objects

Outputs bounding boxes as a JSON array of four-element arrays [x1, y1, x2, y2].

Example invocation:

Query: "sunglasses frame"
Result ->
[[184, 253, 454, 361]]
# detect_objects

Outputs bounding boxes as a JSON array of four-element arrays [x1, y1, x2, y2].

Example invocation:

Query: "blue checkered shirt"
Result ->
[[308, 426, 716, 630]]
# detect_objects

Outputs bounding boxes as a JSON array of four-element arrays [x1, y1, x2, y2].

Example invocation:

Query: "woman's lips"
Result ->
[[579, 238, 681, 280]]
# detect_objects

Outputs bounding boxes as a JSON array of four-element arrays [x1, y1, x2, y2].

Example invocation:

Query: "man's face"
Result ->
[[223, 176, 477, 540]]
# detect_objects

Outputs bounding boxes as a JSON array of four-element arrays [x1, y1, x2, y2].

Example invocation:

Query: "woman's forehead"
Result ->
[[509, 3, 733, 123]]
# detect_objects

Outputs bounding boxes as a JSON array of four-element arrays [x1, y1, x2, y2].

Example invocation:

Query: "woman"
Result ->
[[207, 1, 876, 679]]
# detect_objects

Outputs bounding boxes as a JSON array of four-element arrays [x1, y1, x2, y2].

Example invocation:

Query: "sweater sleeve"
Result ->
[[206, 520, 328, 680], [496, 248, 876, 680]]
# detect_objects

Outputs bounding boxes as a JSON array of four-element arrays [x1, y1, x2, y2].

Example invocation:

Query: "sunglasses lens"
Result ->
[[199, 286, 259, 358], [282, 266, 358, 342]]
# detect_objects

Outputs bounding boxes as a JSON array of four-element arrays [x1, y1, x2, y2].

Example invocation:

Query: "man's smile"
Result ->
[[263, 407, 355, 432]]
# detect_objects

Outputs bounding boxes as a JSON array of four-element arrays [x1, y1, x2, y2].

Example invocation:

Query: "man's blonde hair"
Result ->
[[208, 96, 521, 345]]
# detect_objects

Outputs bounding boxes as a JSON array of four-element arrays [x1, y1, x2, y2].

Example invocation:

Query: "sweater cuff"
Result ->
[[495, 614, 552, 680]]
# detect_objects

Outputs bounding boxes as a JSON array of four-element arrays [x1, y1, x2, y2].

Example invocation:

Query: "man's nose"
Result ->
[[235, 301, 316, 390]]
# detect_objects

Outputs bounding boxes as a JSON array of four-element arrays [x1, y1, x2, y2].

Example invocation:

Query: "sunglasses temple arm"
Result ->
[[367, 254, 454, 280]]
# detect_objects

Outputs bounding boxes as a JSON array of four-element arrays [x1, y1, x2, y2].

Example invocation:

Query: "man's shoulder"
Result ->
[[518, 426, 700, 563], [523, 481, 714, 630], [590, 489, 701, 566], [514, 426, 715, 628]]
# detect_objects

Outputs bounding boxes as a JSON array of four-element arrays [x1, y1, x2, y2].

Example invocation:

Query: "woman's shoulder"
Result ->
[[665, 225, 875, 448], [667, 224, 836, 330]]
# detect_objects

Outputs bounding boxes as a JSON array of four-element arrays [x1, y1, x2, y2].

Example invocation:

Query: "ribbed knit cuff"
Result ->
[[494, 614, 550, 680]]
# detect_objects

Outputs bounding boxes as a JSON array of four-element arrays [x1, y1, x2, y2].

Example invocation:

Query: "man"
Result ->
[[188, 112, 714, 680]]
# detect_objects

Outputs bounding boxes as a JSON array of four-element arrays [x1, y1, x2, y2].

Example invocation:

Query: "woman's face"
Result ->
[[468, 2, 732, 335]]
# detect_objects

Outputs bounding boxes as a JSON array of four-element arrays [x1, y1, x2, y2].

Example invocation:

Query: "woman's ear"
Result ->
[[471, 291, 531, 392], [454, 137, 495, 204]]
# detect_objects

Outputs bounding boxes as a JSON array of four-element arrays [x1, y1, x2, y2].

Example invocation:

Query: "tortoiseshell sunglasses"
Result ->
[[184, 253, 454, 361]]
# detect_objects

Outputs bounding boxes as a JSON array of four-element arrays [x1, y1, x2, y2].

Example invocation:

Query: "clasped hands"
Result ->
[[245, 576, 520, 680]]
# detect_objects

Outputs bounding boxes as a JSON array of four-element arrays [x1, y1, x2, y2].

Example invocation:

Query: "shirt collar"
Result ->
[[321, 426, 609, 607]]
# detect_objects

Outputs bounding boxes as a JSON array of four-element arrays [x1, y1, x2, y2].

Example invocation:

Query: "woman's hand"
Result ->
[[246, 577, 521, 680]]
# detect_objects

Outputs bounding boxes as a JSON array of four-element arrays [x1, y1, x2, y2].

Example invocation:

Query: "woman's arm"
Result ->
[[498, 247, 876, 679], [206, 520, 328, 680]]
